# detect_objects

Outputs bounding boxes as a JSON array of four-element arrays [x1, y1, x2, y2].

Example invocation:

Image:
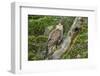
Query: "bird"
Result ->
[[45, 22, 64, 58]]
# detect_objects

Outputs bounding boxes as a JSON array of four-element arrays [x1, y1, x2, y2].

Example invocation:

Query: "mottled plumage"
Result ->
[[48, 29, 62, 47], [46, 23, 63, 57]]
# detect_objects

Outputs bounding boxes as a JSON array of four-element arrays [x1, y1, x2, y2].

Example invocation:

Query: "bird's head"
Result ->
[[56, 23, 63, 30]]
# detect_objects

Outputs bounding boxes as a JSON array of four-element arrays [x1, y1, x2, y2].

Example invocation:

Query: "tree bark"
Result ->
[[47, 17, 84, 59]]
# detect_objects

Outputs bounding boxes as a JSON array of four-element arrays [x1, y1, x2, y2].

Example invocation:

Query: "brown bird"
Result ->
[[46, 23, 63, 58]]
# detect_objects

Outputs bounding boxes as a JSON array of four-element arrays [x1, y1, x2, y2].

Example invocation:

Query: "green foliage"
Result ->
[[28, 15, 61, 36], [28, 35, 48, 60], [28, 15, 88, 60]]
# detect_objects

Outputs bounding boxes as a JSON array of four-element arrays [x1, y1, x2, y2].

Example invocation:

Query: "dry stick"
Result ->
[[48, 17, 84, 59]]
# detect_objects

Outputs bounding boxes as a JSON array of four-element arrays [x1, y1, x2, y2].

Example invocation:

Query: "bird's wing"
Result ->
[[48, 29, 61, 47], [48, 29, 57, 40]]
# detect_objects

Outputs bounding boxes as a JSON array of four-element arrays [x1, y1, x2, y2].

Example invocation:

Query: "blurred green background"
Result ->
[[28, 15, 88, 60]]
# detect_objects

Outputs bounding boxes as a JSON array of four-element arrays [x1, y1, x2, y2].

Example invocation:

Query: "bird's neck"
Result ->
[[56, 25, 63, 30]]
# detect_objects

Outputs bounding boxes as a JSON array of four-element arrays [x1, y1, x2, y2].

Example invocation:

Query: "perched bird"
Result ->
[[45, 22, 64, 58]]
